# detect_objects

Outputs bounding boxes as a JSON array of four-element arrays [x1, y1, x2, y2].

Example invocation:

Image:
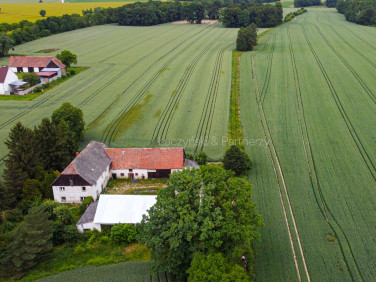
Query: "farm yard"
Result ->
[[240, 8, 376, 282], [0, 2, 129, 23], [0, 23, 237, 172]]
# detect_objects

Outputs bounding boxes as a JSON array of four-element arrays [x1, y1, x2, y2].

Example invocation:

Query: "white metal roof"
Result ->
[[93, 195, 157, 225]]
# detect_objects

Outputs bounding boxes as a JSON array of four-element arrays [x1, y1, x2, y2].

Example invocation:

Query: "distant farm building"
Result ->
[[0, 67, 25, 95], [52, 141, 198, 203], [77, 195, 157, 232], [8, 56, 67, 79]]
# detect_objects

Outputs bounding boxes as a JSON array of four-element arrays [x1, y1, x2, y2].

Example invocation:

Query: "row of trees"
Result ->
[[222, 2, 283, 28], [0, 103, 84, 213], [337, 0, 376, 26], [294, 0, 321, 7]]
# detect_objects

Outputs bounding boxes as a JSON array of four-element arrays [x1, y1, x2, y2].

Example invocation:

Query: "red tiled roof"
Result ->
[[105, 148, 185, 170], [8, 56, 66, 69], [61, 162, 78, 175], [0, 67, 9, 83], [37, 71, 57, 77]]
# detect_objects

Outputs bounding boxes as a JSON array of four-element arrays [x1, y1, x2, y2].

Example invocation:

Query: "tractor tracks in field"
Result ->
[[312, 24, 376, 104], [192, 43, 233, 153], [150, 31, 228, 146], [250, 35, 311, 282], [300, 25, 376, 182], [259, 34, 276, 105], [98, 26, 213, 146], [288, 26, 364, 282]]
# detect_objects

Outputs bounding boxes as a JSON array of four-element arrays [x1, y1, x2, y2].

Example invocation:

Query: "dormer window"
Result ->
[[59, 187, 65, 191], [69, 177, 73, 186], [82, 187, 86, 192]]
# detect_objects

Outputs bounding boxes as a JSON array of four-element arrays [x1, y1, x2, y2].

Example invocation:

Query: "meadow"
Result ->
[[240, 8, 376, 282], [0, 2, 129, 23], [0, 23, 237, 172]]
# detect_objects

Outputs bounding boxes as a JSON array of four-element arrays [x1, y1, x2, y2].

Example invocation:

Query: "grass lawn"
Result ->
[[105, 178, 167, 195]]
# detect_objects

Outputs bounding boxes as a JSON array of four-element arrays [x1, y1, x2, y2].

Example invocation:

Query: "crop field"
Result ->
[[0, 0, 136, 3], [0, 23, 237, 172], [37, 261, 171, 281], [0, 2, 129, 23], [240, 8, 376, 282]]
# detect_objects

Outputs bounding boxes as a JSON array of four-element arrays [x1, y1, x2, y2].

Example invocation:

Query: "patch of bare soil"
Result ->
[[172, 19, 218, 25]]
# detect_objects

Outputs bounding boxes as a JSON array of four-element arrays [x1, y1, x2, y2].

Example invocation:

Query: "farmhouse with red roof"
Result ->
[[0, 67, 21, 95], [52, 141, 198, 203], [8, 56, 66, 77]]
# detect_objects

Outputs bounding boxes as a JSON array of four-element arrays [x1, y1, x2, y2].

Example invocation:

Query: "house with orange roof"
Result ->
[[51, 141, 198, 203], [8, 56, 66, 78]]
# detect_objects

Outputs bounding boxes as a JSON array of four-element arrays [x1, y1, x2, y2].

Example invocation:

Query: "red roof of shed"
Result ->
[[8, 56, 65, 69], [37, 71, 57, 77], [105, 148, 185, 170]]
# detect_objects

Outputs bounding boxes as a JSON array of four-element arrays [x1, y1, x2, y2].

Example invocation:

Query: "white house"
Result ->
[[52, 141, 112, 204], [0, 67, 20, 95], [76, 195, 157, 232], [52, 141, 198, 203], [8, 56, 66, 75]]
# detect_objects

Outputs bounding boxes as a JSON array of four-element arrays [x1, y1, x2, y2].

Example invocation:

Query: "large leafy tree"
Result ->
[[56, 50, 77, 67], [51, 102, 85, 144], [138, 165, 262, 280], [0, 205, 53, 278], [236, 23, 258, 52], [223, 145, 252, 176], [0, 33, 14, 57]]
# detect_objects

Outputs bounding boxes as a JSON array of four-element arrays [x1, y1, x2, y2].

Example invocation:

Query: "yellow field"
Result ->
[[0, 2, 129, 23]]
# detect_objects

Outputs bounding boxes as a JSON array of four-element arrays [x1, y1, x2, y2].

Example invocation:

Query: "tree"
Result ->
[[0, 33, 15, 57], [223, 145, 252, 176], [0, 206, 53, 278], [52, 102, 85, 144], [187, 252, 248, 282], [53, 205, 73, 225], [275, 1, 283, 23], [138, 165, 262, 280], [110, 224, 137, 244], [56, 50, 77, 67], [236, 23, 257, 52], [40, 10, 46, 17], [23, 72, 40, 86], [195, 151, 208, 165], [22, 179, 42, 202]]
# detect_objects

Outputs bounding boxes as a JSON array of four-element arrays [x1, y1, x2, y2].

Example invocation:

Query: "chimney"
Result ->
[[122, 151, 125, 156]]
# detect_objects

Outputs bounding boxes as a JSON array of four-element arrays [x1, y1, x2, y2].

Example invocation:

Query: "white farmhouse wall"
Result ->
[[112, 169, 149, 179], [33, 67, 39, 72], [10, 67, 17, 73], [77, 222, 101, 233], [22, 67, 28, 72], [0, 70, 18, 95]]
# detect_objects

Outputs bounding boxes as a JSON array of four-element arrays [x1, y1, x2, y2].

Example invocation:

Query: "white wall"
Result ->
[[9, 67, 17, 73], [111, 169, 149, 179], [77, 222, 101, 233], [22, 67, 28, 73], [0, 70, 18, 95]]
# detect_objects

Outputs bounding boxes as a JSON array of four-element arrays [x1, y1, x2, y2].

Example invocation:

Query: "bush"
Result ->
[[99, 235, 111, 245], [110, 224, 137, 245], [53, 205, 73, 225], [73, 245, 85, 254], [69, 69, 76, 75], [61, 74, 67, 79], [3, 209, 23, 222], [23, 72, 40, 86], [42, 82, 49, 89], [33, 86, 42, 93], [195, 151, 208, 165], [79, 196, 94, 214], [223, 145, 252, 176], [61, 225, 82, 243]]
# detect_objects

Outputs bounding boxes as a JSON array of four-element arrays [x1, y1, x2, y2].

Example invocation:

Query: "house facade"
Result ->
[[0, 67, 19, 95], [8, 56, 67, 76], [52, 141, 198, 203]]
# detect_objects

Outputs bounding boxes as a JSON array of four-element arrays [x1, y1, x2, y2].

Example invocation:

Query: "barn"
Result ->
[[8, 56, 66, 76]]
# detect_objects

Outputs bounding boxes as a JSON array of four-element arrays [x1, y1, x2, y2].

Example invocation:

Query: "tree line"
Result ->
[[337, 0, 376, 26], [294, 0, 321, 8], [222, 2, 283, 28], [0, 102, 84, 213]]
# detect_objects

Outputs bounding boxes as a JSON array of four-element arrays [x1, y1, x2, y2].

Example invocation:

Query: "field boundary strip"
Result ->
[[98, 25, 213, 145]]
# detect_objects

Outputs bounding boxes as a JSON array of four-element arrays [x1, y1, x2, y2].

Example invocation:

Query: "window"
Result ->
[[69, 177, 73, 186], [135, 173, 138, 176], [80, 197, 85, 202], [28, 67, 34, 72], [129, 169, 133, 172], [61, 197, 66, 202], [59, 187, 65, 191], [82, 187, 86, 192], [17, 67, 23, 73], [120, 173, 124, 176]]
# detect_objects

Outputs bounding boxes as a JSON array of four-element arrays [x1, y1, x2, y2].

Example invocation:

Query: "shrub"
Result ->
[[69, 69, 76, 75], [223, 145, 252, 176], [61, 74, 67, 79], [23, 72, 40, 86], [53, 205, 73, 225], [195, 151, 208, 165], [73, 245, 85, 254], [79, 196, 94, 214], [4, 209, 23, 222], [110, 224, 137, 245], [61, 225, 82, 243], [33, 86, 42, 93], [99, 235, 111, 245], [42, 82, 49, 89]]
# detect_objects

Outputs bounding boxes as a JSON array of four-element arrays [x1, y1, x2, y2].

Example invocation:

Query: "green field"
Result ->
[[0, 23, 237, 172], [240, 8, 376, 282], [0, 0, 136, 3], [37, 261, 171, 281]]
